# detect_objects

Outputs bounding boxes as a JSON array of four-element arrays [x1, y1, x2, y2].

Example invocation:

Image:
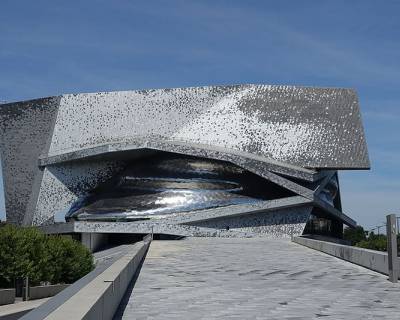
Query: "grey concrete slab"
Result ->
[[19, 243, 141, 320], [42, 240, 150, 320], [0, 289, 15, 306], [115, 238, 400, 320], [293, 236, 399, 278], [0, 297, 50, 319]]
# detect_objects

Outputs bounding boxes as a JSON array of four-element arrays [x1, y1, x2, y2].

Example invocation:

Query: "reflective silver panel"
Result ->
[[66, 154, 292, 221]]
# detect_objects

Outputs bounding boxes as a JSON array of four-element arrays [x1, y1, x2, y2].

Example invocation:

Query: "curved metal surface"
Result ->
[[66, 154, 292, 221]]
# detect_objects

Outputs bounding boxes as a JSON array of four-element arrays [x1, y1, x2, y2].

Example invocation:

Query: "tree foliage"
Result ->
[[0, 224, 94, 288], [343, 226, 367, 245], [356, 234, 387, 251], [344, 225, 400, 253]]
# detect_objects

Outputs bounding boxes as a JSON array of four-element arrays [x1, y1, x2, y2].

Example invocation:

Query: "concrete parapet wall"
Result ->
[[293, 236, 399, 277], [41, 239, 150, 320], [301, 234, 351, 245], [24, 284, 69, 301], [0, 289, 15, 306]]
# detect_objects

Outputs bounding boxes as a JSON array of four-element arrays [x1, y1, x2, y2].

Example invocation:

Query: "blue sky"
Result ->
[[0, 0, 399, 229]]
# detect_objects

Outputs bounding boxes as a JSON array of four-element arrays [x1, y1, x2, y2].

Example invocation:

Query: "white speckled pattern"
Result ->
[[47, 85, 369, 169], [31, 160, 124, 225], [0, 84, 369, 234]]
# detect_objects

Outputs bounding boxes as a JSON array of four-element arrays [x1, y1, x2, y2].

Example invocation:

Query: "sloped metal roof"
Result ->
[[47, 84, 370, 169]]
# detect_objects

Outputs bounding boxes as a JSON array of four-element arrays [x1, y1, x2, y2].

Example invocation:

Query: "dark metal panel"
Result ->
[[0, 97, 60, 224]]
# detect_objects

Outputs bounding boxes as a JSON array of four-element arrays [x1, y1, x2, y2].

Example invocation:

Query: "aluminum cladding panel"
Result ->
[[47, 84, 369, 169]]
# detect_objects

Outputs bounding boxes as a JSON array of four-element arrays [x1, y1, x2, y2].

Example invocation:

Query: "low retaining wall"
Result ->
[[0, 288, 15, 306], [21, 237, 151, 320], [301, 234, 351, 245], [293, 236, 399, 277], [23, 284, 69, 300]]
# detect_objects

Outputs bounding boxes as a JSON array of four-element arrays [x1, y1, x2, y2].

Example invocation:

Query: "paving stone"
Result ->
[[114, 238, 400, 319]]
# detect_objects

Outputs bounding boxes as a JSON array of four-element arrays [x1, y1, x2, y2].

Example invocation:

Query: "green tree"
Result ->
[[0, 225, 48, 287], [0, 225, 94, 288], [44, 236, 94, 284], [343, 225, 367, 245], [0, 224, 19, 287], [356, 234, 387, 251]]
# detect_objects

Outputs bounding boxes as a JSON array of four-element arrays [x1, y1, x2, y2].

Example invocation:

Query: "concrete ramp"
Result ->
[[115, 238, 400, 319], [20, 237, 151, 320]]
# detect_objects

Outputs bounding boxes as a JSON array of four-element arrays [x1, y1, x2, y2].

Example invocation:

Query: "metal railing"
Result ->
[[386, 214, 399, 282]]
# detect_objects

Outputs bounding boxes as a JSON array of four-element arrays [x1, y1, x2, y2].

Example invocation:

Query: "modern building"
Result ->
[[0, 84, 369, 248]]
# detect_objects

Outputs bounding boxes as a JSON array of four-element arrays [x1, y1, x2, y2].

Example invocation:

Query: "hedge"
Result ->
[[0, 224, 94, 288]]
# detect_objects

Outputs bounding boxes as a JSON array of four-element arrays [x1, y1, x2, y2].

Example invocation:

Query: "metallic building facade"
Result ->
[[0, 84, 369, 238]]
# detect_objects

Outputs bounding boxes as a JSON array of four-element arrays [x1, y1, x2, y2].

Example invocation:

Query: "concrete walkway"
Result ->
[[0, 297, 50, 319], [114, 238, 400, 320]]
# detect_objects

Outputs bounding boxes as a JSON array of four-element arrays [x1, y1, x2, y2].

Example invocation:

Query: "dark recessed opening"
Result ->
[[66, 152, 295, 222]]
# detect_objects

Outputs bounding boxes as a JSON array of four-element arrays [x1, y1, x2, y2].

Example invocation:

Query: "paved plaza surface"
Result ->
[[0, 297, 50, 319], [114, 238, 400, 320]]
